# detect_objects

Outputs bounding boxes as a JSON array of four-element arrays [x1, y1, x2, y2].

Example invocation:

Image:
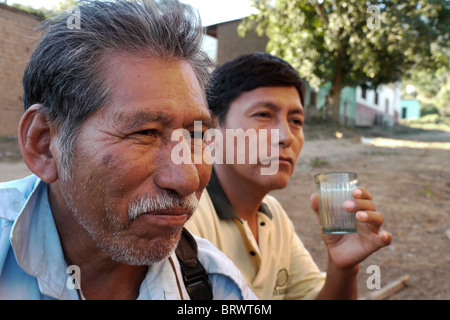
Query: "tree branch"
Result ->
[[313, 0, 328, 26]]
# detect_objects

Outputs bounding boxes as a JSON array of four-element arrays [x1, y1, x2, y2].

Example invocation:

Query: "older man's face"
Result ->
[[57, 54, 212, 265]]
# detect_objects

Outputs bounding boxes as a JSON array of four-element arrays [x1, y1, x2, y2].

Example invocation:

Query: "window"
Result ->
[[374, 92, 379, 105], [361, 87, 367, 99]]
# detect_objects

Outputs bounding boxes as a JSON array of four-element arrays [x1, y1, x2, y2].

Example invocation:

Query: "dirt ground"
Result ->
[[0, 124, 449, 300], [271, 125, 450, 300]]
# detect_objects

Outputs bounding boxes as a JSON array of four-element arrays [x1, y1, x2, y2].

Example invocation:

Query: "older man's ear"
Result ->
[[18, 104, 59, 183]]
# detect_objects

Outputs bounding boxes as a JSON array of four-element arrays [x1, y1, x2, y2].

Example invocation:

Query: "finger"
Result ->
[[378, 230, 393, 246], [310, 193, 319, 213], [356, 211, 384, 229], [343, 198, 376, 212], [370, 230, 393, 249], [352, 187, 372, 200], [356, 211, 392, 248], [310, 193, 324, 229]]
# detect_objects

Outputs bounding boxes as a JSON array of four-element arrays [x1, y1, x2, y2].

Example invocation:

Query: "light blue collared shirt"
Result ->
[[0, 175, 256, 300]]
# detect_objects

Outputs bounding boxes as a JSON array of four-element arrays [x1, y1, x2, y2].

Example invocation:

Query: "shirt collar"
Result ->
[[206, 167, 273, 220], [2, 176, 188, 300], [10, 178, 78, 299]]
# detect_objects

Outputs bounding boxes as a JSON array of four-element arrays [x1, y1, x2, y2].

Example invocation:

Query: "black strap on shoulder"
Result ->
[[175, 228, 213, 300]]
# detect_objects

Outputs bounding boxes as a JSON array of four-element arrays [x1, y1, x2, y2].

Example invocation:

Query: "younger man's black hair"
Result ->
[[206, 52, 305, 124]]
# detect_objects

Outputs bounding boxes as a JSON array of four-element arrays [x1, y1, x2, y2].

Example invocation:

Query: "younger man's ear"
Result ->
[[18, 104, 58, 183]]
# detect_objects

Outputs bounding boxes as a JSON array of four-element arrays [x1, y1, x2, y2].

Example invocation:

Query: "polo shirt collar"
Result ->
[[206, 168, 273, 220]]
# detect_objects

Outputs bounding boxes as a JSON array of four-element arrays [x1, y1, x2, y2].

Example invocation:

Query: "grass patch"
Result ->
[[419, 185, 433, 198], [400, 115, 450, 132], [309, 157, 329, 167]]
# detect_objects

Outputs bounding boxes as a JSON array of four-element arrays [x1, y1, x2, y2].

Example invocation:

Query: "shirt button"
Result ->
[[11, 201, 23, 212]]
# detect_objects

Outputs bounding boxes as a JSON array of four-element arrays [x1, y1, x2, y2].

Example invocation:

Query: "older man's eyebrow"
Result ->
[[113, 110, 170, 129], [114, 109, 213, 130]]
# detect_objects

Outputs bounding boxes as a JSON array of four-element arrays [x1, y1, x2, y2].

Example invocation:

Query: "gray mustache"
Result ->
[[128, 192, 199, 220]]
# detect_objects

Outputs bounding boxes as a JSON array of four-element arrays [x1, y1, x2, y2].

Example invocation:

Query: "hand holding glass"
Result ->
[[315, 172, 358, 234]]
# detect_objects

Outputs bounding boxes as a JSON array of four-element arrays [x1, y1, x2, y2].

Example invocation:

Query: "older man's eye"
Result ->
[[135, 129, 158, 136], [190, 131, 205, 140]]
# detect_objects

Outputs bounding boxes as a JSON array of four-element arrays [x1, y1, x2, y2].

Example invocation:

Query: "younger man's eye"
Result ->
[[291, 119, 303, 126], [254, 112, 271, 118]]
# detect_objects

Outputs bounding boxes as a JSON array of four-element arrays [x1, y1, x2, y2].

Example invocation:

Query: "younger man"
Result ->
[[186, 52, 392, 300]]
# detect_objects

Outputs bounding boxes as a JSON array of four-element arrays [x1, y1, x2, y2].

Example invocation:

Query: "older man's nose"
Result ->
[[154, 141, 200, 197]]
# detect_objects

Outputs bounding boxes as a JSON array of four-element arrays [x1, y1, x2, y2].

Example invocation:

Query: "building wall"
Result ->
[[355, 83, 401, 126], [340, 87, 357, 125], [315, 83, 357, 125], [312, 83, 401, 127], [215, 19, 268, 65], [0, 4, 42, 137], [355, 102, 381, 126], [400, 99, 421, 119]]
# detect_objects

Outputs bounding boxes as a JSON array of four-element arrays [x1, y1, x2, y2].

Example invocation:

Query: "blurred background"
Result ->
[[0, 0, 448, 300]]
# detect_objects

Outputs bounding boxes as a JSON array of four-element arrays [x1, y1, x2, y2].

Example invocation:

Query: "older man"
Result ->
[[0, 0, 254, 300]]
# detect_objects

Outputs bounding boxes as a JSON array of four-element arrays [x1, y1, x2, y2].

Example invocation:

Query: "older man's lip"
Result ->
[[144, 208, 192, 216], [139, 209, 191, 227]]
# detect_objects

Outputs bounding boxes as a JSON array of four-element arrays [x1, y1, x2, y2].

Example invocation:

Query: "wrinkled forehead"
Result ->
[[98, 53, 210, 125]]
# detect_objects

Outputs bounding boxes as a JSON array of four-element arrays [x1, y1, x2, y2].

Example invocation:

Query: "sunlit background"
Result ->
[[7, 0, 256, 25], [6, 0, 258, 61]]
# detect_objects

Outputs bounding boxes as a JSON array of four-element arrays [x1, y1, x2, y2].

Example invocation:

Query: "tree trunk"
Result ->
[[330, 85, 342, 125], [329, 49, 344, 125]]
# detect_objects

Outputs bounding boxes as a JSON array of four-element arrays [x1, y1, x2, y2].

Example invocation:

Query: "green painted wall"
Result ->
[[400, 99, 421, 119], [315, 83, 356, 123]]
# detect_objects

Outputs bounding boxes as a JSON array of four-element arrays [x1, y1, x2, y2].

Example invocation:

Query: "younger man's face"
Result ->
[[216, 86, 305, 192]]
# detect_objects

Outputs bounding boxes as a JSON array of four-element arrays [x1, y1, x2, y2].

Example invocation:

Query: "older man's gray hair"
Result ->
[[23, 0, 212, 181]]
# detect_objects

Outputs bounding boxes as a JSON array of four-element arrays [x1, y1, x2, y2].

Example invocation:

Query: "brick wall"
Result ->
[[214, 19, 268, 65], [0, 4, 42, 137]]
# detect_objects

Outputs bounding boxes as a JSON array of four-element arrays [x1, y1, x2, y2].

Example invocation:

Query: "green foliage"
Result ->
[[401, 114, 450, 132], [419, 185, 433, 198], [51, 0, 79, 14], [309, 157, 329, 168], [421, 104, 440, 117], [403, 67, 450, 117], [239, 0, 450, 123], [10, 0, 78, 18], [10, 3, 51, 18]]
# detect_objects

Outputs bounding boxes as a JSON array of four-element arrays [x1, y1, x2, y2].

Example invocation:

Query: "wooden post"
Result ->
[[364, 275, 410, 300]]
